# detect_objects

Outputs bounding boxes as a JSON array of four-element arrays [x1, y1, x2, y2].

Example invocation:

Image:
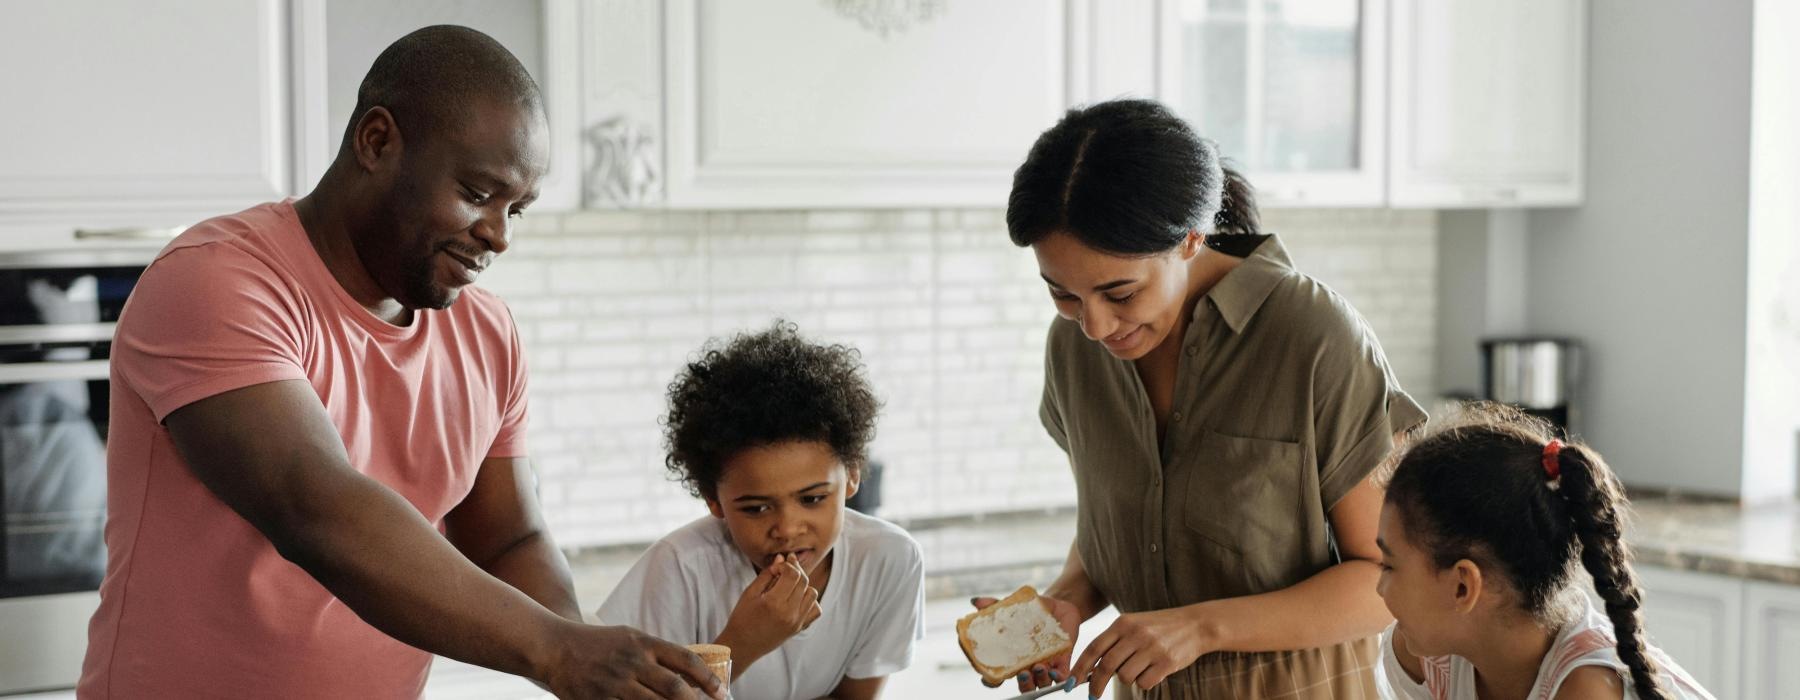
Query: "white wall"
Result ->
[[479, 208, 1438, 548], [1744, 0, 1800, 502], [1435, 210, 1530, 398], [1524, 1, 1752, 495]]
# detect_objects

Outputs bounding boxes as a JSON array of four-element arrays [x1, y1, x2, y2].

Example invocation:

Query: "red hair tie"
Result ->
[[1542, 439, 1564, 480]]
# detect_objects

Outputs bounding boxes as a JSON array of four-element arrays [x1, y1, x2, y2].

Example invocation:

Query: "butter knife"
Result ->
[[1001, 676, 1079, 700]]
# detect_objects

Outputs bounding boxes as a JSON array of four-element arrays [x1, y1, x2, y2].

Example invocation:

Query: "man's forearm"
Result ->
[[273, 473, 567, 680], [478, 530, 583, 623]]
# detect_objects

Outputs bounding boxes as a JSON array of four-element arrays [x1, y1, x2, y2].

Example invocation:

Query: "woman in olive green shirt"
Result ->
[[979, 99, 1428, 699]]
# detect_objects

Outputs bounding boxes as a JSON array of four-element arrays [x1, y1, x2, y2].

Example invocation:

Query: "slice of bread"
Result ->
[[956, 585, 1074, 685]]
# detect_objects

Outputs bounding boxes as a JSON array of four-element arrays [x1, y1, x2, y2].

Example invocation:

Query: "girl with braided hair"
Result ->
[[1375, 403, 1711, 699]]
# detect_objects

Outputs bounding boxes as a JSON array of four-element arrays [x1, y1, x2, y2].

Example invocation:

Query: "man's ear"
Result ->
[[351, 105, 404, 172]]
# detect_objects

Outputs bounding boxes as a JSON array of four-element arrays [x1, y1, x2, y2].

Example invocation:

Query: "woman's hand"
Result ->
[[1071, 605, 1215, 696], [970, 593, 1084, 693]]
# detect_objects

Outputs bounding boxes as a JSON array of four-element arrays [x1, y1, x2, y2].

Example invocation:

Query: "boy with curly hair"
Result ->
[[597, 322, 925, 700]]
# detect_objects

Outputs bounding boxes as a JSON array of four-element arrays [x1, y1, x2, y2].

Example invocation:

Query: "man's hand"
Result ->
[[714, 553, 822, 674], [538, 623, 726, 700]]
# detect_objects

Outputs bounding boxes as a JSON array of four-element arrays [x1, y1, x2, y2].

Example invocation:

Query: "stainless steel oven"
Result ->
[[0, 249, 151, 695]]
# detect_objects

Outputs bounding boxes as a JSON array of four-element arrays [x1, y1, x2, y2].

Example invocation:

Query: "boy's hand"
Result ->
[[715, 554, 822, 672]]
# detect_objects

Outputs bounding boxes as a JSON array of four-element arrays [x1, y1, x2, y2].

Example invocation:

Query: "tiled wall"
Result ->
[[479, 208, 1438, 548]]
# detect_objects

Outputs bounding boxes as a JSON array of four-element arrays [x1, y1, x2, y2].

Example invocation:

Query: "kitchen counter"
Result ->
[[555, 495, 1800, 605], [1626, 493, 1800, 585], [561, 507, 1080, 610], [23, 501, 1792, 700]]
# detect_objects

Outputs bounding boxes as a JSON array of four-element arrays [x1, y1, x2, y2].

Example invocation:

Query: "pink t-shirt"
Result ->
[[79, 201, 529, 699]]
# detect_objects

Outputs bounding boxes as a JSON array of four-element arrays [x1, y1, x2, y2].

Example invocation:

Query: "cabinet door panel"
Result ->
[[1632, 566, 1741, 698], [1390, 0, 1585, 207], [664, 0, 1073, 208], [1160, 0, 1386, 207], [0, 0, 292, 234], [1745, 580, 1800, 700]]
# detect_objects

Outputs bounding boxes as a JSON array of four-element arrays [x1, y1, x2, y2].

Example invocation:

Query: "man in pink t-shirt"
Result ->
[[79, 26, 722, 700]]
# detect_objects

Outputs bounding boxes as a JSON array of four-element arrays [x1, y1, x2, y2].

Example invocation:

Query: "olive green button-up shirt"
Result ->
[[1040, 235, 1428, 697]]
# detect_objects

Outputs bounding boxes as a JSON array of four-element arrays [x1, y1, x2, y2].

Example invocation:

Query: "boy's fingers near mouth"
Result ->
[[755, 554, 786, 593]]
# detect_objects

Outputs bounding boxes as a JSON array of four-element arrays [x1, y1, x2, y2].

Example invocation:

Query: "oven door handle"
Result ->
[[0, 360, 110, 383], [0, 323, 117, 345], [73, 226, 185, 241]]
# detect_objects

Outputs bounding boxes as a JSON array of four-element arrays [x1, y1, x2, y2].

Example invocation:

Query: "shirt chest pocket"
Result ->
[[1177, 431, 1305, 568]]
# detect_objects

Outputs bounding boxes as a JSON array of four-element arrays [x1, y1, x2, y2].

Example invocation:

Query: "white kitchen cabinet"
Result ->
[[0, 0, 324, 250], [1744, 580, 1800, 699], [320, 0, 581, 212], [1157, 0, 1387, 207], [1634, 566, 1743, 698], [654, 0, 1081, 209], [1388, 0, 1586, 208]]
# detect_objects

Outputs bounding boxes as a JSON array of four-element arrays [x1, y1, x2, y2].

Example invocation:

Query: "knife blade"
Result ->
[[1000, 676, 1079, 700]]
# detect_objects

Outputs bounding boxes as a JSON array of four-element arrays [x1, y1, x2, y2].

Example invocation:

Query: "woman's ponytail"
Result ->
[[1214, 164, 1261, 236]]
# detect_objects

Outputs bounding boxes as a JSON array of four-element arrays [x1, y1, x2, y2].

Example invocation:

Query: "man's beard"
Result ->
[[400, 247, 457, 311]]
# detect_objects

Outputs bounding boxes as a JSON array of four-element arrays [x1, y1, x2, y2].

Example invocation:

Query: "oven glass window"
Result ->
[[0, 265, 140, 598]]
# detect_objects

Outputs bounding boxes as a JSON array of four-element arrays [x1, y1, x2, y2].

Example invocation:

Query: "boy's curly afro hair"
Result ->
[[663, 321, 881, 501]]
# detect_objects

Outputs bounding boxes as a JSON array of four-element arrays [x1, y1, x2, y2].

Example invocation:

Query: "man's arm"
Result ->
[[444, 456, 581, 623], [165, 379, 720, 699]]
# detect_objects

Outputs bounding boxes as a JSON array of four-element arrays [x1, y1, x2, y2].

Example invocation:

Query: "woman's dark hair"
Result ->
[[662, 321, 881, 501], [1006, 98, 1260, 256], [1383, 403, 1669, 699]]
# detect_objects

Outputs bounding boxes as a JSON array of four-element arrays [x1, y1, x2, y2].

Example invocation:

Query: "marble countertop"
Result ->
[[425, 498, 1800, 700], [1626, 494, 1800, 585], [560, 495, 1800, 611]]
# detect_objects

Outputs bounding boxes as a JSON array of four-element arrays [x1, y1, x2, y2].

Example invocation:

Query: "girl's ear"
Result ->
[[1450, 559, 1486, 615], [705, 498, 724, 519]]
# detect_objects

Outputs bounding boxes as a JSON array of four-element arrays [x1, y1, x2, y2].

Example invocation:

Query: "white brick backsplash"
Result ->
[[476, 208, 1437, 547]]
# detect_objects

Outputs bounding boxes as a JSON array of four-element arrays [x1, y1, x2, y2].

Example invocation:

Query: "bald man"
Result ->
[[79, 26, 722, 700]]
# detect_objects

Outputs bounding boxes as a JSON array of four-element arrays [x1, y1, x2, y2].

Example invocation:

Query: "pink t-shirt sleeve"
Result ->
[[484, 303, 529, 458], [114, 242, 309, 422]]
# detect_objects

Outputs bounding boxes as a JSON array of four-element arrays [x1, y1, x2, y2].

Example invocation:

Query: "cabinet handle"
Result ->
[[1463, 187, 1522, 203], [73, 226, 185, 241]]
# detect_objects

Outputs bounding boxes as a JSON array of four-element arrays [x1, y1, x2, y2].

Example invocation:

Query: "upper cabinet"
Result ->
[[650, 0, 1076, 209], [0, 0, 1590, 239], [1388, 0, 1585, 207], [0, 0, 313, 249], [1159, 0, 1387, 207], [1097, 0, 1586, 209], [320, 0, 582, 212]]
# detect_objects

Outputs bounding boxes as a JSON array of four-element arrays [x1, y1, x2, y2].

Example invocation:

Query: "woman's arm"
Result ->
[[1045, 539, 1110, 622], [1182, 471, 1391, 650], [1073, 466, 1395, 695]]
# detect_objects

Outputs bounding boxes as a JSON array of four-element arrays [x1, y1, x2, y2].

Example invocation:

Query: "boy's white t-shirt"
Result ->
[[1377, 596, 1714, 700], [596, 509, 925, 700]]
